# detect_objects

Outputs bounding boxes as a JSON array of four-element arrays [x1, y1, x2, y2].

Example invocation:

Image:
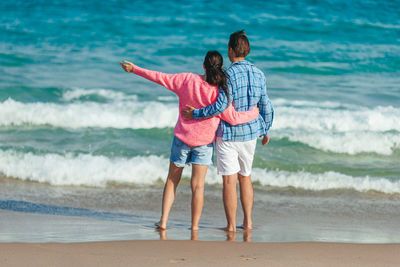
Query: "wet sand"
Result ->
[[1, 240, 399, 267]]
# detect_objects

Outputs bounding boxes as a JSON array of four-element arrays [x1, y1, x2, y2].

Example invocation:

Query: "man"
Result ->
[[182, 30, 274, 232]]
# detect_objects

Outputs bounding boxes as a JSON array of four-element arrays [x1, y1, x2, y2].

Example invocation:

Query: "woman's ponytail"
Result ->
[[204, 51, 230, 104]]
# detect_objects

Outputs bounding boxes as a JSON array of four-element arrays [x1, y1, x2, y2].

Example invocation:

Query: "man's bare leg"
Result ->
[[190, 164, 208, 230], [222, 173, 238, 232], [238, 173, 253, 230], [157, 161, 183, 229]]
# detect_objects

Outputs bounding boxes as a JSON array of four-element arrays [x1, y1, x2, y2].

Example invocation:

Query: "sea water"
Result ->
[[0, 0, 399, 243]]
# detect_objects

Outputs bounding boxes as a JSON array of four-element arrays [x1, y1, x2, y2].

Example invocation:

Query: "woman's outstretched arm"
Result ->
[[120, 61, 187, 94]]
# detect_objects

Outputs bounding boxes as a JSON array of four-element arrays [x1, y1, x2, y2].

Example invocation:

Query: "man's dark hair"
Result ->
[[228, 30, 250, 57]]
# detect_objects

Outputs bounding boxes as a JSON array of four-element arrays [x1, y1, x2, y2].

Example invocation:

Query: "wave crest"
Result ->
[[0, 97, 178, 129], [1, 93, 399, 155], [61, 88, 138, 102], [0, 150, 399, 194]]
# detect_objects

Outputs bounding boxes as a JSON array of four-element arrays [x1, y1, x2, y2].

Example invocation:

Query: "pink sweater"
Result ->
[[132, 65, 259, 146]]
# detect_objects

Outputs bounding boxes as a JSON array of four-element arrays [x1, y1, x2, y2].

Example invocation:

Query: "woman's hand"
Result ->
[[181, 105, 195, 121], [120, 60, 135, 73]]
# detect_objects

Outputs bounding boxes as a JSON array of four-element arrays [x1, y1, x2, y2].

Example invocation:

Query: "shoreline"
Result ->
[[1, 240, 399, 267]]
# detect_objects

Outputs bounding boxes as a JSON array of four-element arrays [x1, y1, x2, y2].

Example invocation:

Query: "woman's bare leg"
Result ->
[[157, 161, 183, 229], [190, 164, 208, 230]]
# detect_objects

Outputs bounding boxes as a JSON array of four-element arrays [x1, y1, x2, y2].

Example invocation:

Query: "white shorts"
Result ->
[[215, 137, 257, 176]]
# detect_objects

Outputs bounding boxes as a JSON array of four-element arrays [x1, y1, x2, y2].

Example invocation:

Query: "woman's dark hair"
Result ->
[[228, 30, 250, 57], [203, 50, 229, 104]]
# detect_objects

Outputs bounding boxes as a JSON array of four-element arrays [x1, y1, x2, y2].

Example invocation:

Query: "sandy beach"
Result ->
[[1, 1, 400, 267], [1, 240, 399, 267]]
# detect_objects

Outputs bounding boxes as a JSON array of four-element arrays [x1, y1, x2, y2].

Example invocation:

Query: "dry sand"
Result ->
[[1, 240, 399, 267]]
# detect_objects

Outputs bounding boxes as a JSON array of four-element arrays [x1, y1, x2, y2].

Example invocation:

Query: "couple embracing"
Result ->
[[120, 30, 274, 232]]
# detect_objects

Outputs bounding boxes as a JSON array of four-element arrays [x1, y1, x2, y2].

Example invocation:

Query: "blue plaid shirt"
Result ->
[[193, 60, 274, 141]]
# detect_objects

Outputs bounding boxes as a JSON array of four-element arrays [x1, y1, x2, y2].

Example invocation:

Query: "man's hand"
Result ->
[[261, 136, 270, 146], [120, 60, 135, 73], [181, 105, 195, 121]]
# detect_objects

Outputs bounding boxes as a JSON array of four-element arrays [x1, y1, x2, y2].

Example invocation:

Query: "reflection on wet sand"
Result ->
[[191, 230, 198, 241], [226, 230, 252, 242], [158, 229, 252, 242], [158, 229, 168, 240]]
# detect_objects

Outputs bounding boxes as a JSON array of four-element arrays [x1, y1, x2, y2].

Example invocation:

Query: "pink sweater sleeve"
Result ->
[[132, 65, 186, 94], [219, 104, 259, 125]]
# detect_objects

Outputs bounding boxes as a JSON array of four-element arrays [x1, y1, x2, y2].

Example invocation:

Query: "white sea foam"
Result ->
[[271, 98, 400, 154], [352, 19, 400, 30], [0, 150, 399, 194], [275, 130, 400, 155], [0, 150, 169, 186], [273, 98, 355, 109], [62, 88, 138, 102], [1, 95, 399, 155], [157, 96, 178, 101], [251, 168, 400, 194], [276, 105, 400, 132], [0, 98, 178, 129]]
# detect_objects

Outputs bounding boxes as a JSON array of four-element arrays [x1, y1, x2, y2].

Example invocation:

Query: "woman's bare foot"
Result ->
[[223, 224, 236, 232], [242, 219, 252, 230], [154, 221, 167, 230]]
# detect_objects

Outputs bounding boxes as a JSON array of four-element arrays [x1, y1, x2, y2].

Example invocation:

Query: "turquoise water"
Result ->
[[0, 0, 400, 242]]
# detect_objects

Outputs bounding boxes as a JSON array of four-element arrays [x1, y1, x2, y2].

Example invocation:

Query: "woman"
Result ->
[[120, 51, 258, 230]]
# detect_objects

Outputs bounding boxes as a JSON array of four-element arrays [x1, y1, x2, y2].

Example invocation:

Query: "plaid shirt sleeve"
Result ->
[[258, 77, 274, 136], [192, 87, 231, 119]]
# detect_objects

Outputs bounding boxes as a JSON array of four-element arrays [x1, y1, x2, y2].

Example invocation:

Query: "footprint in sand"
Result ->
[[240, 255, 257, 261], [169, 258, 186, 263]]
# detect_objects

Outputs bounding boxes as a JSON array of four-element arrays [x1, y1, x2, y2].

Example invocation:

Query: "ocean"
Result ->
[[0, 0, 399, 243]]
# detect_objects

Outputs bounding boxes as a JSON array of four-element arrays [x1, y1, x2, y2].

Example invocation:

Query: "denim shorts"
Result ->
[[170, 136, 214, 167]]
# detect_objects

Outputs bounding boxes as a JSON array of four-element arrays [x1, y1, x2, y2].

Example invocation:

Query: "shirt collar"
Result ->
[[231, 60, 253, 67]]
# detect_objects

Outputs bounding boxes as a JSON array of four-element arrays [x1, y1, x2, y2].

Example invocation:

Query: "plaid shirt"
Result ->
[[193, 60, 274, 141]]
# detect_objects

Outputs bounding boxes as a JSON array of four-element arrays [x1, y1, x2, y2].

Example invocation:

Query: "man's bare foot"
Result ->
[[241, 224, 252, 230], [242, 219, 252, 230]]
